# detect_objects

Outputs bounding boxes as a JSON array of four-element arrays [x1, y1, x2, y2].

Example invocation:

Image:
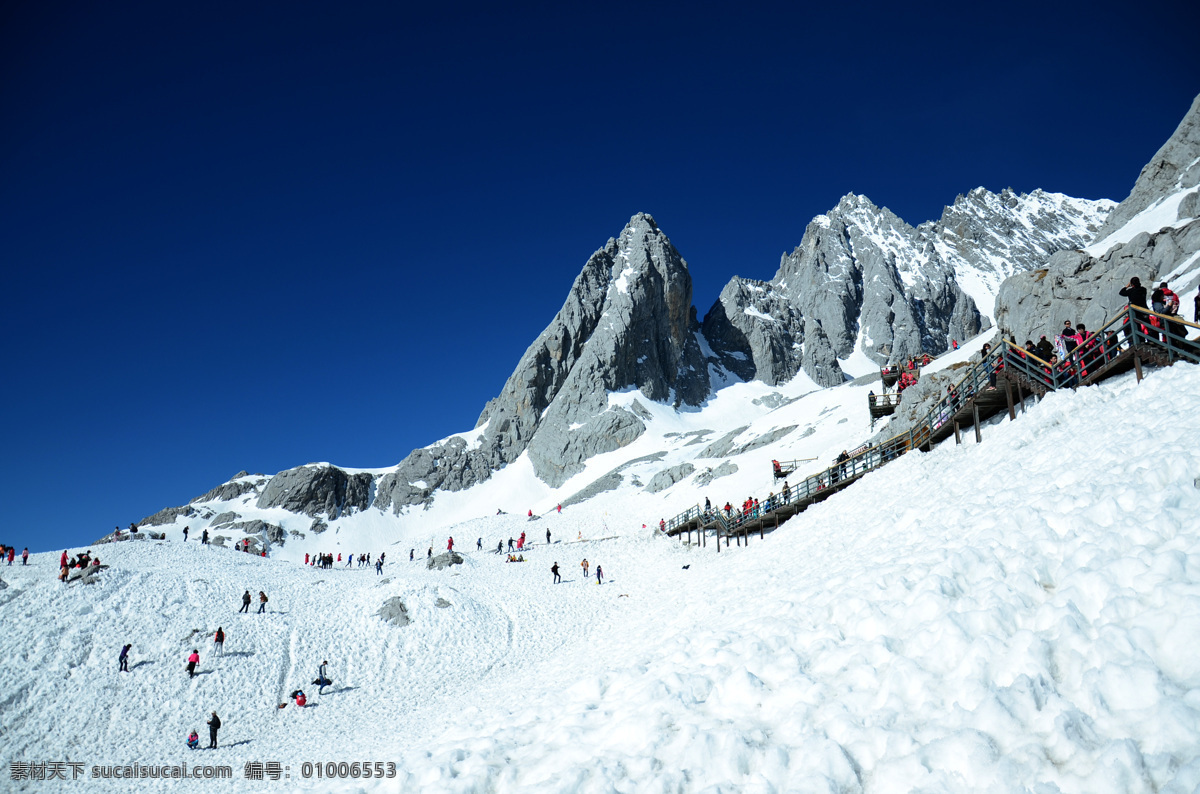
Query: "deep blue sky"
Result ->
[[3, 1, 1197, 551]]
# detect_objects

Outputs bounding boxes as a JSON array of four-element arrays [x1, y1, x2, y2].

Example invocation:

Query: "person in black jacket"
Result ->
[[1119, 277, 1149, 339], [1119, 276, 1148, 309], [207, 712, 220, 748]]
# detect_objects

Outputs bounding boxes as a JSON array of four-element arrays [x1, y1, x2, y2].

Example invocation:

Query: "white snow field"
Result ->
[[4, 361, 1200, 793]]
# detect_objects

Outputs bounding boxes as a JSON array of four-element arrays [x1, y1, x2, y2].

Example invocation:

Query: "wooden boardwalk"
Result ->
[[664, 304, 1200, 552]]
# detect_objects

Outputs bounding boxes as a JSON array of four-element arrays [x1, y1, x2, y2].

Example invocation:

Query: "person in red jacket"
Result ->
[[186, 650, 200, 678], [447, 537, 454, 551], [60, 550, 68, 569]]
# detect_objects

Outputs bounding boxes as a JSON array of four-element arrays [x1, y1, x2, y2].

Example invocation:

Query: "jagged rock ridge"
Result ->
[[702, 189, 1112, 387]]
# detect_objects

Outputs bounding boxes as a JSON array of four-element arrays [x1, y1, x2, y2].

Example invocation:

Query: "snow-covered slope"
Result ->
[[6, 356, 1200, 792]]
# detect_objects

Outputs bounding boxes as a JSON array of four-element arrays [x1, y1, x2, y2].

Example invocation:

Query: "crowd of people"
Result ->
[[0, 544, 28, 566]]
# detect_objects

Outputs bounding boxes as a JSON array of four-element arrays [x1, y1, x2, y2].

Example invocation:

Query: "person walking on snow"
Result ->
[[315, 661, 331, 693], [447, 537, 454, 552], [596, 565, 604, 585], [495, 541, 503, 554], [239, 590, 251, 613], [551, 562, 561, 584], [201, 529, 209, 545], [581, 558, 589, 578], [60, 550, 68, 569], [22, 547, 29, 565], [375, 559, 382, 575], [186, 649, 200, 678], [183, 526, 189, 542], [410, 549, 414, 561], [119, 644, 131, 672], [546, 529, 551, 545], [207, 712, 220, 748], [477, 538, 482, 551], [213, 628, 225, 657], [257, 591, 268, 614]]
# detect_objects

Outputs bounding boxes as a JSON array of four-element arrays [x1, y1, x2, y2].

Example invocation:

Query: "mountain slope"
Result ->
[[7, 358, 1200, 793]]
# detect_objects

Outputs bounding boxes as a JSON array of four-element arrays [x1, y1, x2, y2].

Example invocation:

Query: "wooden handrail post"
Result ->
[[973, 403, 982, 443]]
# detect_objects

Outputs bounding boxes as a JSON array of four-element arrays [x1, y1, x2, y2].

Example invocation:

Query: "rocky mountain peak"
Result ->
[[996, 92, 1200, 343], [1094, 93, 1200, 244]]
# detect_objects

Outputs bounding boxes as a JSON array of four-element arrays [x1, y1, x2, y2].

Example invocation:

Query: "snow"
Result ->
[[614, 266, 635, 295], [743, 305, 777, 323], [5, 359, 1200, 792]]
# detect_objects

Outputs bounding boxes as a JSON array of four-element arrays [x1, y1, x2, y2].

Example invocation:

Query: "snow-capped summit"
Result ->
[[701, 187, 1110, 387]]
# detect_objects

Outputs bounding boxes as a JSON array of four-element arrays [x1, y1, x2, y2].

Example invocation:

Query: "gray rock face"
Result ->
[[995, 246, 1161, 344], [697, 427, 750, 459], [138, 505, 197, 526], [561, 452, 668, 507], [703, 190, 1110, 386], [645, 463, 696, 494], [479, 213, 709, 487], [377, 597, 410, 627], [1094, 93, 1200, 243], [426, 552, 463, 571], [190, 473, 265, 504], [257, 465, 374, 518], [372, 212, 714, 506], [693, 461, 738, 488], [218, 519, 285, 547]]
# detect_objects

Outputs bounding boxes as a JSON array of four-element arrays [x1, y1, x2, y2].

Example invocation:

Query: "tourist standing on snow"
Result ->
[[22, 547, 29, 565], [183, 526, 189, 542], [258, 591, 268, 614], [201, 529, 209, 545], [546, 529, 551, 545], [315, 661, 331, 693], [581, 558, 589, 578], [551, 562, 560, 584], [375, 558, 383, 575], [207, 712, 220, 748], [477, 538, 482, 551], [447, 537, 454, 552], [186, 649, 200, 678], [119, 644, 131, 673], [60, 550, 68, 569], [239, 590, 251, 613], [214, 628, 225, 657], [596, 565, 604, 585]]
